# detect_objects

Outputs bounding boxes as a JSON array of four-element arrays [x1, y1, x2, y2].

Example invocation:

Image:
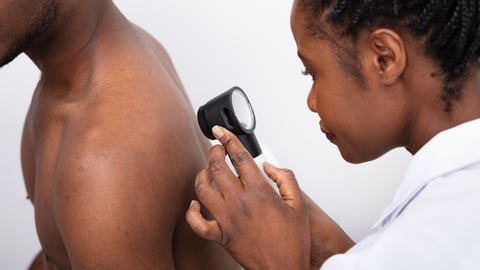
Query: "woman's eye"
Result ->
[[301, 69, 316, 81]]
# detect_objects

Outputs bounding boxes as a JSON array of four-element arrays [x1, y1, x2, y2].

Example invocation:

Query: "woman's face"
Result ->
[[290, 1, 408, 163]]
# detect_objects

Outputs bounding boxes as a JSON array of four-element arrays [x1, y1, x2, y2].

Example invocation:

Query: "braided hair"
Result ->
[[300, 0, 480, 112]]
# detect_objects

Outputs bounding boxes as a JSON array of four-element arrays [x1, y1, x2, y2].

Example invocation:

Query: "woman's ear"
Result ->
[[368, 29, 406, 86]]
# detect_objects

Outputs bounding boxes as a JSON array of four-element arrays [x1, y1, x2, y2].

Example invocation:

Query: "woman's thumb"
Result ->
[[263, 162, 304, 210]]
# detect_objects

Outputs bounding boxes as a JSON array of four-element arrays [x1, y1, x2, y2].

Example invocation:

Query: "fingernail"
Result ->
[[190, 200, 198, 208], [212, 126, 225, 139]]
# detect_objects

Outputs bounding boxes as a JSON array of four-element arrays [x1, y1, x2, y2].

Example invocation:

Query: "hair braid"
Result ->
[[301, 0, 480, 112], [330, 0, 348, 19], [465, 1, 480, 61], [348, 0, 373, 34], [444, 2, 466, 73], [457, 1, 474, 71], [431, 2, 461, 49], [412, 0, 454, 35]]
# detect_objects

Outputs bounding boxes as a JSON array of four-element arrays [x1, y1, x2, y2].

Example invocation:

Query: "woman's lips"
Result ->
[[325, 132, 337, 142], [320, 122, 336, 143]]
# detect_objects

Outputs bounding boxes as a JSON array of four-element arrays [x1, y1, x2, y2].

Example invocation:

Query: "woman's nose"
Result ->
[[307, 86, 317, 113]]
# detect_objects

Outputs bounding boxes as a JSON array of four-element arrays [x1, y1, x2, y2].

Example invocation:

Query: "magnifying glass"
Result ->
[[198, 86, 280, 194], [197, 86, 262, 158]]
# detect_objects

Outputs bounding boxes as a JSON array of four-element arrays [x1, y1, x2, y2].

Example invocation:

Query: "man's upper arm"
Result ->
[[53, 137, 183, 269]]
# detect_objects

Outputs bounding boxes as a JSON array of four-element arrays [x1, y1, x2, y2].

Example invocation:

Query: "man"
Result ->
[[0, 0, 238, 269], [186, 0, 480, 269]]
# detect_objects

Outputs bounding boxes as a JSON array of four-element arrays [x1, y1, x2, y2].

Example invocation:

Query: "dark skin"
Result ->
[[3, 0, 239, 269], [186, 1, 480, 269]]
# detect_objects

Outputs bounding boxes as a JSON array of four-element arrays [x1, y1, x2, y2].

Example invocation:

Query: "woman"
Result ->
[[186, 1, 480, 269]]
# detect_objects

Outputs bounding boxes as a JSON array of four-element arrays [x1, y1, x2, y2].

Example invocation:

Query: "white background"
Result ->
[[0, 1, 411, 269]]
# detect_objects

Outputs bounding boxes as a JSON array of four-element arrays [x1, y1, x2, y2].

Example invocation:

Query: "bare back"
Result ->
[[21, 21, 238, 269]]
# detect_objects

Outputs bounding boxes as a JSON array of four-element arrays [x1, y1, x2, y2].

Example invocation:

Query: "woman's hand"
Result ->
[[186, 126, 311, 270], [303, 193, 355, 269]]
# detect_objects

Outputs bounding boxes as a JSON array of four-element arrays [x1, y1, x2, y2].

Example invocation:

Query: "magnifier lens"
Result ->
[[231, 89, 254, 131]]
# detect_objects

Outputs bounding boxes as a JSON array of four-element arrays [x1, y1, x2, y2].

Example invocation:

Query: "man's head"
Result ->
[[296, 0, 480, 111], [0, 0, 60, 67]]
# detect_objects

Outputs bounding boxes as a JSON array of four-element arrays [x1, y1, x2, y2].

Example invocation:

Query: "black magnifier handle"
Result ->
[[197, 86, 262, 158]]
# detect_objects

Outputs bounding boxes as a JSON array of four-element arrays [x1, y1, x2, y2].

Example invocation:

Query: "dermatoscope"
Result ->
[[197, 86, 261, 158], [197, 86, 278, 191]]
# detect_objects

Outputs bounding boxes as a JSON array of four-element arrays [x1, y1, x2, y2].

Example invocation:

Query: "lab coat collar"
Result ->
[[372, 118, 480, 229]]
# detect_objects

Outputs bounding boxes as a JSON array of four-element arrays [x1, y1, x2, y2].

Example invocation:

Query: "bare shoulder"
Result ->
[[94, 22, 187, 97], [130, 24, 177, 70], [49, 24, 214, 268], [55, 24, 207, 230], [85, 21, 208, 162], [52, 90, 209, 268], [52, 122, 176, 268]]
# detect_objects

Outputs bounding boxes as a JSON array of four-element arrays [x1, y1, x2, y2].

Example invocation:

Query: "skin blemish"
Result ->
[[95, 152, 108, 161]]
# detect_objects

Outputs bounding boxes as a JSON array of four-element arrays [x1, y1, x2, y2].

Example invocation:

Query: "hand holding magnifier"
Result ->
[[188, 91, 310, 269]]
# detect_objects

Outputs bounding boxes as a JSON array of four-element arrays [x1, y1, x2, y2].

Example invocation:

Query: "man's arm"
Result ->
[[53, 131, 186, 269]]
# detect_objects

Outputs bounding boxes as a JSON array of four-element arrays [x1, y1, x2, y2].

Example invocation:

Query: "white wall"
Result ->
[[0, 1, 411, 269]]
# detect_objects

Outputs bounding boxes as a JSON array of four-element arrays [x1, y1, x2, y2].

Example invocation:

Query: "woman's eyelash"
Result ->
[[301, 69, 315, 80]]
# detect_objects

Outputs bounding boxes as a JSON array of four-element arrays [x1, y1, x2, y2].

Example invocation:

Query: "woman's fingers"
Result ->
[[185, 200, 222, 242], [207, 144, 243, 194], [211, 126, 261, 186], [263, 162, 304, 211]]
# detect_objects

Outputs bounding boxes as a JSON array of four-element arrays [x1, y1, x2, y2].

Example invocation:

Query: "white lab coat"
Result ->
[[322, 119, 480, 270]]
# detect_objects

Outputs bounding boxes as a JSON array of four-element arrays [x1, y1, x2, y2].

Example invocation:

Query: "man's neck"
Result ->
[[26, 1, 128, 92]]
